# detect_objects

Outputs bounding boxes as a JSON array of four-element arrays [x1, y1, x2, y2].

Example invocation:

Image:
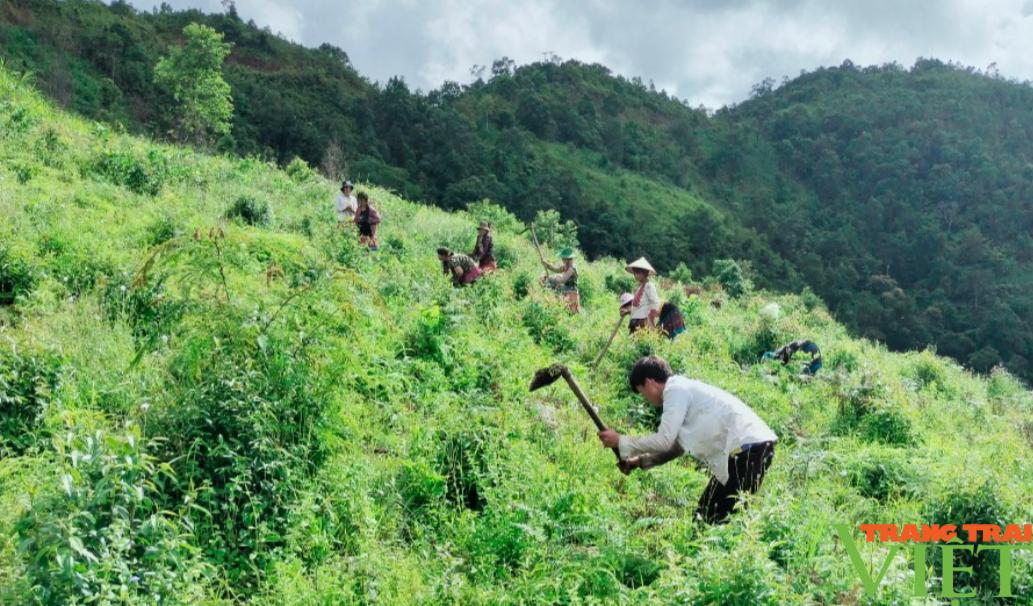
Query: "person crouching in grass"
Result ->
[[597, 355, 778, 524], [438, 247, 482, 287]]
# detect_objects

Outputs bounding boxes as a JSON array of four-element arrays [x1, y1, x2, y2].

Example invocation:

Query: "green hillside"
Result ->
[[6, 1, 1033, 382], [3, 63, 1033, 604]]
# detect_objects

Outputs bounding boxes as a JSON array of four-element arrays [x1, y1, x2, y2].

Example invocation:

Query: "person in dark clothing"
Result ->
[[471, 221, 497, 272], [354, 192, 381, 251], [658, 302, 686, 340], [765, 339, 822, 375]]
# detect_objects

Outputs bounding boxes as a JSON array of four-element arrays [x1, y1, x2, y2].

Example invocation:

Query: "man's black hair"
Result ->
[[628, 355, 673, 391], [437, 247, 451, 256]]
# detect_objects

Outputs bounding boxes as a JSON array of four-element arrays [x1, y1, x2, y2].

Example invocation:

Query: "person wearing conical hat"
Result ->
[[542, 247, 580, 314], [471, 221, 497, 273], [625, 257, 660, 334]]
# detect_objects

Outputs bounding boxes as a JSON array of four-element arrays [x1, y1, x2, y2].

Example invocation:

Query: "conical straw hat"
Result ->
[[625, 257, 656, 275]]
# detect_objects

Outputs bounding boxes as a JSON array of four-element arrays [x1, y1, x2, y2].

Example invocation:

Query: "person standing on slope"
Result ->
[[471, 221, 497, 273], [597, 355, 778, 524], [624, 257, 660, 333], [335, 180, 358, 227], [542, 247, 581, 313], [354, 192, 381, 251]]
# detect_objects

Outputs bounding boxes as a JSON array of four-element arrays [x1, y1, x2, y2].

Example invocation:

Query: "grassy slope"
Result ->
[[1, 65, 1032, 604]]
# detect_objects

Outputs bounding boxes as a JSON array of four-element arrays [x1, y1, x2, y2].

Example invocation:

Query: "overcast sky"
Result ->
[[126, 0, 1033, 108]]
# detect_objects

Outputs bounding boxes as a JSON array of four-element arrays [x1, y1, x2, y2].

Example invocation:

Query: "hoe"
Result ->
[[529, 364, 621, 461]]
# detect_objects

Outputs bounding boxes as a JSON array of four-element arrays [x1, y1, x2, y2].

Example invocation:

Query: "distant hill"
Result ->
[[3, 0, 1033, 380]]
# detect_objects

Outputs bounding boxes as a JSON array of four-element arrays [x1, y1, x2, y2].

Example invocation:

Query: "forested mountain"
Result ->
[[3, 0, 1033, 379]]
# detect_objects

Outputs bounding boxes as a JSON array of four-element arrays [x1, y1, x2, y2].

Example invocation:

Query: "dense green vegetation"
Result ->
[[3, 61, 1033, 604], [5, 1, 1033, 380]]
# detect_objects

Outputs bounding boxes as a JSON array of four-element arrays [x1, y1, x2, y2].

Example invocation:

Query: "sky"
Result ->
[[125, 0, 1033, 109]]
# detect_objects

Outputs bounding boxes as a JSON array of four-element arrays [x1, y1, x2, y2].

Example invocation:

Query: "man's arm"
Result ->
[[646, 283, 660, 326], [617, 397, 688, 460], [638, 441, 685, 470]]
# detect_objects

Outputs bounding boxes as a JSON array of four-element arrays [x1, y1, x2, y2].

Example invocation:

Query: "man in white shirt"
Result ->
[[335, 180, 357, 225], [598, 355, 778, 524]]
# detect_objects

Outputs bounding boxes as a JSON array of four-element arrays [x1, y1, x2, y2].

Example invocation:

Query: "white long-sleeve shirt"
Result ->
[[629, 281, 660, 320], [335, 193, 357, 221], [618, 375, 777, 485]]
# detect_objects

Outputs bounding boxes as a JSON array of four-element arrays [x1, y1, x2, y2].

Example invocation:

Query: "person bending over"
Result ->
[[597, 355, 778, 524]]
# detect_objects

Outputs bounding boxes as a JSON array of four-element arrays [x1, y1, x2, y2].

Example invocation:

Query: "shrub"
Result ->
[[403, 305, 450, 364], [435, 429, 492, 511], [693, 544, 782, 605], [103, 271, 186, 344], [907, 354, 950, 392], [732, 320, 779, 366], [856, 410, 916, 446], [149, 319, 330, 588], [825, 348, 858, 372], [830, 374, 917, 445], [16, 426, 209, 605], [34, 128, 67, 168], [670, 261, 693, 285], [0, 243, 37, 306], [85, 149, 168, 196], [466, 200, 523, 233], [0, 343, 61, 456], [604, 271, 636, 295], [225, 195, 270, 226], [800, 287, 823, 311], [284, 156, 317, 182], [512, 271, 532, 300], [577, 271, 597, 306], [494, 240, 518, 270], [924, 482, 1014, 598], [610, 551, 663, 589], [396, 460, 446, 515], [712, 258, 752, 298], [41, 238, 117, 297], [468, 508, 533, 576], [522, 299, 575, 353], [146, 215, 178, 246], [532, 209, 578, 249], [847, 450, 920, 501], [13, 163, 37, 183], [986, 365, 1025, 400]]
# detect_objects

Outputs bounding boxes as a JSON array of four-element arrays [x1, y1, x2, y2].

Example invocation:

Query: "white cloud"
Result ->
[[125, 0, 1033, 108]]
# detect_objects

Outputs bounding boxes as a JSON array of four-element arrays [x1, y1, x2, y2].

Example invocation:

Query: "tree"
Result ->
[[154, 23, 234, 146]]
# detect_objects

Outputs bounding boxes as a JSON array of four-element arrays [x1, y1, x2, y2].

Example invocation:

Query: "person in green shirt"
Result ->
[[541, 247, 580, 313]]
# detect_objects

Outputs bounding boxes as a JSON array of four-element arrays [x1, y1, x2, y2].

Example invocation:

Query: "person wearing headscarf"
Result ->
[[438, 247, 482, 286]]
